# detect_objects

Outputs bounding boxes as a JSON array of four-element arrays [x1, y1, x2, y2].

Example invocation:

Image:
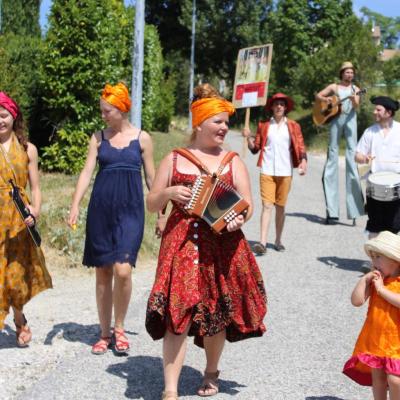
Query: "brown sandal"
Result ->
[[197, 370, 219, 397], [14, 314, 32, 348], [162, 391, 178, 400]]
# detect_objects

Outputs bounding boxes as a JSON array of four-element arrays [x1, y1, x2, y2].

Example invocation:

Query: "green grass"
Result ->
[[38, 129, 187, 268]]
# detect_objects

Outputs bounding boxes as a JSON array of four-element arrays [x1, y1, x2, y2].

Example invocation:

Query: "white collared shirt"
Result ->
[[261, 117, 293, 176], [356, 120, 400, 173]]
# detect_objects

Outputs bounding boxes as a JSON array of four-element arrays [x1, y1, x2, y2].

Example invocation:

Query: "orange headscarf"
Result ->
[[101, 82, 131, 113], [191, 98, 235, 127]]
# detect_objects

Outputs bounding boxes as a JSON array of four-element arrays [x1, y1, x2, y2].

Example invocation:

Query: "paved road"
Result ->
[[1, 131, 372, 399]]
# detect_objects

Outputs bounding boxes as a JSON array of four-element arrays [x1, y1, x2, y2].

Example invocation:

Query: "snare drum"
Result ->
[[367, 171, 400, 202]]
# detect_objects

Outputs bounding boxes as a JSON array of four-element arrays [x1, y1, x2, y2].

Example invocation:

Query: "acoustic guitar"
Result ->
[[312, 88, 367, 126]]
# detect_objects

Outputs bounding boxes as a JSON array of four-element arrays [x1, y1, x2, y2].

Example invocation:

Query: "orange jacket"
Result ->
[[250, 118, 307, 168]]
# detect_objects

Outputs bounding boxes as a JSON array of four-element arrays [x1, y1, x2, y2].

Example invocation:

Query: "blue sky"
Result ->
[[40, 0, 400, 30], [353, 0, 400, 18]]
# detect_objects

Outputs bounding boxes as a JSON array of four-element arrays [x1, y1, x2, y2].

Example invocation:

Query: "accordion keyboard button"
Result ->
[[193, 222, 198, 228], [194, 259, 199, 265], [193, 234, 198, 239], [194, 245, 198, 251]]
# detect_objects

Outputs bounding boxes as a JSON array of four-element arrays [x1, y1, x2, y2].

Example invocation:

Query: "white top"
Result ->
[[356, 120, 400, 173], [261, 117, 293, 176]]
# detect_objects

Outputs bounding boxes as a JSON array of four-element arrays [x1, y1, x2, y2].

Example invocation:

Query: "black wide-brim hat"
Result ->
[[370, 96, 399, 112]]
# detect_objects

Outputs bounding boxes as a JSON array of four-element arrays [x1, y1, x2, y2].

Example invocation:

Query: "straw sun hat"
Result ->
[[364, 231, 400, 263], [339, 61, 355, 73]]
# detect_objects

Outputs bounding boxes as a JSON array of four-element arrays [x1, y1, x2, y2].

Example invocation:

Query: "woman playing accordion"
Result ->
[[145, 83, 267, 400]]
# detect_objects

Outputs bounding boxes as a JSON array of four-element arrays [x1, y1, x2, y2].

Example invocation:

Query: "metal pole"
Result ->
[[131, 0, 145, 128], [0, 0, 3, 34], [188, 0, 196, 131]]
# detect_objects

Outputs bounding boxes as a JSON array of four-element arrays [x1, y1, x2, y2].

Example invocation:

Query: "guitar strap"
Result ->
[[174, 148, 238, 177]]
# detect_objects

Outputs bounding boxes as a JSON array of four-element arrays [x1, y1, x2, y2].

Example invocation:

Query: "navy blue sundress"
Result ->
[[83, 130, 145, 267]]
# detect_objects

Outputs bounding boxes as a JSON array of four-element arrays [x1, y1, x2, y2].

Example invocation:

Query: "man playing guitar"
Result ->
[[316, 61, 364, 225]]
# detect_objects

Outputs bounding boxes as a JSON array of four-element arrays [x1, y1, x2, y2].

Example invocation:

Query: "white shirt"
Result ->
[[261, 117, 293, 176], [356, 120, 400, 173]]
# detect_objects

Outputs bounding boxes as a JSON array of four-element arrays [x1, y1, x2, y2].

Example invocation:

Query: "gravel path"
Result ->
[[1, 131, 372, 400]]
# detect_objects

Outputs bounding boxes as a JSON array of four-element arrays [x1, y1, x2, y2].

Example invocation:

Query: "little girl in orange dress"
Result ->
[[343, 231, 400, 399]]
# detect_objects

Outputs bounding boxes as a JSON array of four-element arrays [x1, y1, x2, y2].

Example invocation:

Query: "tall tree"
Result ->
[[382, 56, 400, 90], [180, 0, 272, 80], [0, 35, 42, 117], [39, 0, 133, 173], [39, 0, 173, 173], [360, 7, 400, 49], [293, 16, 380, 108], [0, 0, 42, 138], [1, 0, 41, 36], [269, 0, 353, 90], [40, 0, 131, 132], [146, 0, 272, 112], [145, 0, 191, 61]]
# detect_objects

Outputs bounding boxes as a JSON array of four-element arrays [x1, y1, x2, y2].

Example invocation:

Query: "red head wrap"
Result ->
[[0, 92, 19, 119], [191, 98, 235, 127], [101, 82, 131, 113]]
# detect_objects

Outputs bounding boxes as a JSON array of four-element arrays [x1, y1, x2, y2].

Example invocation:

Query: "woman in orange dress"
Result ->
[[0, 92, 52, 347], [145, 84, 267, 400], [343, 231, 400, 399]]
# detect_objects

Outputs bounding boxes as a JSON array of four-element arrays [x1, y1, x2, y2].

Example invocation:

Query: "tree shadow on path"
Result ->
[[305, 397, 347, 400], [286, 212, 354, 227], [317, 256, 370, 273], [247, 240, 277, 255], [0, 325, 18, 349], [106, 355, 246, 399], [44, 322, 137, 347]]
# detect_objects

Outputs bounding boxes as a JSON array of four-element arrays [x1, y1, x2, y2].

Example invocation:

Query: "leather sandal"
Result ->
[[91, 336, 112, 355], [253, 242, 267, 255], [14, 314, 32, 347], [197, 370, 219, 397], [113, 327, 130, 353], [162, 390, 178, 400]]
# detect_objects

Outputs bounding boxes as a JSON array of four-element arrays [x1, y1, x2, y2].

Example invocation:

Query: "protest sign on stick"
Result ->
[[232, 44, 273, 156]]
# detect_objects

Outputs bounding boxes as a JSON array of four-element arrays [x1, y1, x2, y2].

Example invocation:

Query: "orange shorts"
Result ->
[[260, 174, 292, 206]]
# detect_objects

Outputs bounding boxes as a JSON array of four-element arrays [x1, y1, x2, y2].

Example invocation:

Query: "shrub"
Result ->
[[40, 127, 90, 174], [142, 25, 176, 132]]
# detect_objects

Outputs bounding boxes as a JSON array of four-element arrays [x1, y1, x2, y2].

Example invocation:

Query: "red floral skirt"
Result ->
[[145, 208, 267, 347]]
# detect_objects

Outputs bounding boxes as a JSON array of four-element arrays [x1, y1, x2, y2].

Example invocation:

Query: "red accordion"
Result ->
[[175, 148, 249, 233]]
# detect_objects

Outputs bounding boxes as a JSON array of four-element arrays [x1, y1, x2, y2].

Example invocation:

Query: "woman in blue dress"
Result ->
[[68, 82, 156, 354]]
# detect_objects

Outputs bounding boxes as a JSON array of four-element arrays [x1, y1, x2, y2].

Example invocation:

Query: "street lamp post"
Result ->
[[188, 0, 196, 131], [131, 0, 145, 128], [0, 0, 3, 34]]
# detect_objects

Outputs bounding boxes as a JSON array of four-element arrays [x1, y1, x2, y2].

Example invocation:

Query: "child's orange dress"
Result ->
[[343, 277, 400, 386]]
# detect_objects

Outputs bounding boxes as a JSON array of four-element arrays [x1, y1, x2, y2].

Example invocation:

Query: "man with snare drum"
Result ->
[[355, 96, 400, 238]]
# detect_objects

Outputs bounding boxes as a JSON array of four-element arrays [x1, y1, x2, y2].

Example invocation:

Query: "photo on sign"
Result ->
[[232, 44, 273, 109], [236, 46, 270, 84]]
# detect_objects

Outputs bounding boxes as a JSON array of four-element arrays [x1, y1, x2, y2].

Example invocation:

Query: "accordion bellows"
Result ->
[[175, 148, 249, 234]]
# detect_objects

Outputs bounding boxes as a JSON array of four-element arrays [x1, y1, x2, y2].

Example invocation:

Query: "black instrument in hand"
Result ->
[[9, 179, 41, 247]]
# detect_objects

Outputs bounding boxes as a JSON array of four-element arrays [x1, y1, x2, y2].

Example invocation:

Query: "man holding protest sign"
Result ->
[[242, 93, 307, 255]]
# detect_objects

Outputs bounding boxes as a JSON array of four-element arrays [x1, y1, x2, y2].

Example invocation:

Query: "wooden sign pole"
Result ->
[[242, 107, 251, 158]]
